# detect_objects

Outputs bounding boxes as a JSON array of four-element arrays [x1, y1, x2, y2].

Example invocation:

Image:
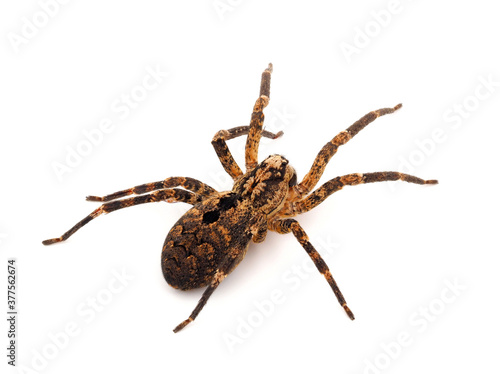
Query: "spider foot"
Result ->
[[173, 317, 193, 333], [343, 303, 355, 320], [272, 130, 284, 139], [86, 195, 105, 202], [42, 237, 63, 245]]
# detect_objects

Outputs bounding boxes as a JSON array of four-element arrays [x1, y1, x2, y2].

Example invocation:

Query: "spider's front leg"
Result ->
[[291, 171, 438, 214], [245, 63, 273, 171], [212, 126, 282, 180], [269, 218, 355, 320], [42, 189, 201, 245], [211, 63, 278, 180], [294, 104, 403, 198]]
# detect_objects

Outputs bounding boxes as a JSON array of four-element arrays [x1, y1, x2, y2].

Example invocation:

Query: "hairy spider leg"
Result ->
[[87, 176, 217, 202], [217, 126, 283, 142], [42, 189, 201, 245], [245, 63, 273, 171], [269, 218, 355, 320], [173, 241, 249, 332], [212, 125, 282, 180], [295, 104, 403, 198], [292, 172, 438, 214]]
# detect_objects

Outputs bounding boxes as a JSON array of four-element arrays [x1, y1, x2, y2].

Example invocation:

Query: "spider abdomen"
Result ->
[[161, 192, 253, 290]]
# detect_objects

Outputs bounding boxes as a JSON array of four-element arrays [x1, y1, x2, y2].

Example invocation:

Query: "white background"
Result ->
[[1, 1, 499, 373]]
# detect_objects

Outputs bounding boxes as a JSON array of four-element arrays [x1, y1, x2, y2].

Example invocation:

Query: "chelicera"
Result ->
[[43, 64, 437, 332]]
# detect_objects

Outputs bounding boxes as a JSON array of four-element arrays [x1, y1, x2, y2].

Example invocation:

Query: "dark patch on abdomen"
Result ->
[[202, 210, 220, 224], [218, 193, 239, 210]]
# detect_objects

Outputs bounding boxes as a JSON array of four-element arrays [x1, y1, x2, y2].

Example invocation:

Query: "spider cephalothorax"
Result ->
[[43, 63, 437, 332], [234, 155, 297, 213]]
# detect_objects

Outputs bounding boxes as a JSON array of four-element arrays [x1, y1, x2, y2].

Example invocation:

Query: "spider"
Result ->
[[43, 63, 438, 332]]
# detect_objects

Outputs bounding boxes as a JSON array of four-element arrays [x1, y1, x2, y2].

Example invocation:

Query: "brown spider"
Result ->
[[43, 63, 437, 332]]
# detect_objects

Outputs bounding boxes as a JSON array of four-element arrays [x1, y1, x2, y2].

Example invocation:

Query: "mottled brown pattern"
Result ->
[[162, 192, 253, 290], [43, 64, 437, 333]]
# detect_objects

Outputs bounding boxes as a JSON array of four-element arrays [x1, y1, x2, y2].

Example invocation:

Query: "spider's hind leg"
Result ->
[[86, 177, 217, 202], [43, 189, 201, 245], [173, 241, 249, 333]]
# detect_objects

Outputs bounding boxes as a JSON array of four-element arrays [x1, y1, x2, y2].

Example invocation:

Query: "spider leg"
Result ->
[[292, 172, 438, 214], [245, 63, 273, 171], [87, 176, 217, 202], [212, 124, 282, 180], [295, 104, 403, 197], [217, 126, 283, 142], [269, 218, 355, 320], [173, 242, 248, 333], [42, 189, 201, 245]]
